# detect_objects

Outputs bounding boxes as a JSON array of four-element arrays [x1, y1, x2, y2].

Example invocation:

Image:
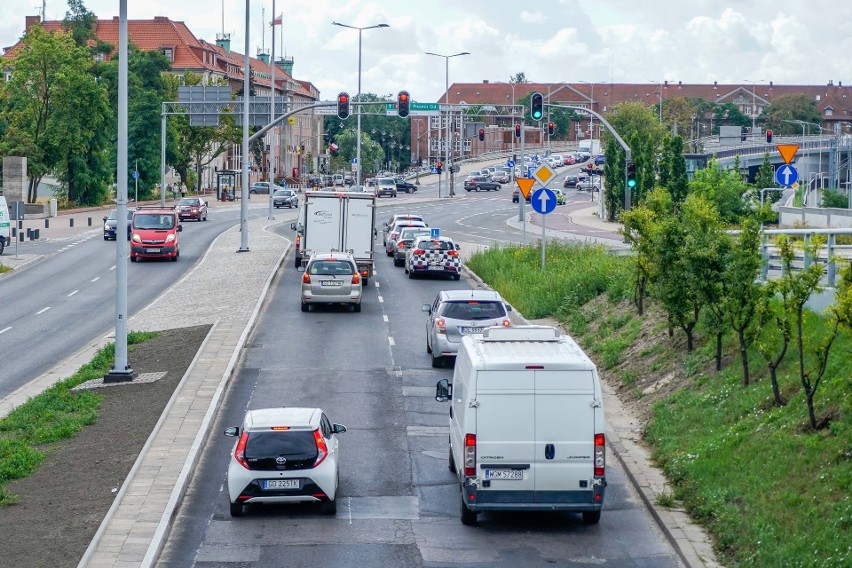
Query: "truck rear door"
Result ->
[[533, 370, 596, 496], [342, 195, 375, 258], [304, 194, 343, 255], [474, 370, 535, 492]]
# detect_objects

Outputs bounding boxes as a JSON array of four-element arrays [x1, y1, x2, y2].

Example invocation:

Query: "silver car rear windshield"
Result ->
[[441, 301, 506, 320], [309, 260, 355, 275]]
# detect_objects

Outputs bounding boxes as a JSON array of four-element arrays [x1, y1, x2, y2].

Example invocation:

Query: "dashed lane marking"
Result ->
[[68, 290, 79, 297], [0, 327, 11, 334], [36, 307, 51, 315], [388, 337, 395, 346]]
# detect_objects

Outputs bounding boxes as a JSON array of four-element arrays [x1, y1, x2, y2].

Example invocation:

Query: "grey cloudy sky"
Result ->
[[3, 0, 850, 102]]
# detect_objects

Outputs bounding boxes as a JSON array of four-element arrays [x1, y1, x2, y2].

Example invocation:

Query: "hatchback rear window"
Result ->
[[417, 240, 454, 251], [309, 260, 355, 275], [441, 301, 506, 320]]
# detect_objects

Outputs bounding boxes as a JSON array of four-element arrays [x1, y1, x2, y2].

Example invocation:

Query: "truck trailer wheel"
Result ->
[[294, 255, 301, 269]]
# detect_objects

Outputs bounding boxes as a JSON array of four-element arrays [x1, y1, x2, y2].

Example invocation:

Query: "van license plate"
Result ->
[[485, 469, 523, 480], [146, 248, 160, 253], [263, 479, 299, 490]]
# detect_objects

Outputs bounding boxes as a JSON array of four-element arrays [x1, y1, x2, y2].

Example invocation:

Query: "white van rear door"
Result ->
[[475, 370, 535, 491], [534, 370, 597, 492]]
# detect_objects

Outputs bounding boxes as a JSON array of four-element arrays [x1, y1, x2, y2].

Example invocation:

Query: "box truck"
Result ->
[[435, 325, 607, 525], [291, 190, 376, 284]]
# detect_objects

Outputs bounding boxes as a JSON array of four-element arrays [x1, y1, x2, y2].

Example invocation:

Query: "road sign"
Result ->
[[516, 178, 535, 199], [531, 163, 557, 187], [531, 188, 557, 215], [314, 105, 338, 115], [775, 164, 799, 187], [430, 228, 440, 239], [430, 167, 438, 174], [507, 159, 515, 168], [351, 157, 358, 164], [386, 102, 441, 116], [132, 170, 139, 179], [777, 144, 799, 164]]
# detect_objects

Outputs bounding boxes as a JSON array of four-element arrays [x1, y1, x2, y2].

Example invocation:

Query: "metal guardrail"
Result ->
[[757, 228, 852, 286]]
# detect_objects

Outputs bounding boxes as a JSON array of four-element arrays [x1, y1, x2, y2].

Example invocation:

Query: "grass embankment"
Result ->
[[468, 242, 852, 568], [0, 264, 11, 275], [0, 331, 158, 505]]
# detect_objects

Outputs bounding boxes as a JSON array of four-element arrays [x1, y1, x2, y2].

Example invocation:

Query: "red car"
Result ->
[[130, 207, 182, 262], [176, 197, 208, 221]]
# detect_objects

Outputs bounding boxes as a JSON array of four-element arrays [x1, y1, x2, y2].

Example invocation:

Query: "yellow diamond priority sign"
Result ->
[[532, 163, 557, 186], [516, 177, 535, 199]]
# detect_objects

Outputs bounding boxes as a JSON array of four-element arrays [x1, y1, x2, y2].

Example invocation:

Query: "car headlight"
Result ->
[[104, 224, 110, 230], [132, 233, 141, 242], [165, 234, 176, 243]]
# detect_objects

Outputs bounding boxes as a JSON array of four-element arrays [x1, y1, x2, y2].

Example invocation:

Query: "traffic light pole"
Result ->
[[520, 122, 526, 245]]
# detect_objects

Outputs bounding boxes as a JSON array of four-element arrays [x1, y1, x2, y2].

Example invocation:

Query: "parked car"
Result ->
[[249, 181, 286, 195], [224, 407, 347, 517], [176, 197, 208, 221], [375, 177, 398, 198], [405, 235, 461, 280], [130, 206, 182, 262], [391, 227, 432, 267], [332, 174, 345, 186], [394, 178, 417, 193], [103, 208, 135, 240], [420, 289, 512, 368], [464, 176, 501, 192], [272, 188, 298, 208], [300, 252, 362, 312]]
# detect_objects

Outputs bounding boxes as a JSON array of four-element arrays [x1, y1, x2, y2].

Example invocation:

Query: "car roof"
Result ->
[[308, 251, 355, 261], [439, 289, 503, 302], [413, 235, 454, 244], [244, 407, 320, 430], [134, 208, 175, 215]]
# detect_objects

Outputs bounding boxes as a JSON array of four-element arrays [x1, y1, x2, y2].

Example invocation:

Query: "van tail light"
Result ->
[[295, 234, 301, 248], [448, 250, 459, 257], [436, 319, 446, 334], [594, 433, 606, 477], [302, 273, 311, 284], [313, 429, 328, 467], [413, 249, 425, 255], [234, 432, 249, 469], [464, 434, 477, 477], [351, 273, 361, 285]]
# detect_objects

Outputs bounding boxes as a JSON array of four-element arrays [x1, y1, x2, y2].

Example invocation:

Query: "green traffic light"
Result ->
[[627, 179, 637, 188]]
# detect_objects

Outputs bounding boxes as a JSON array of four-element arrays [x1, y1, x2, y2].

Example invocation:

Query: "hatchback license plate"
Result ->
[[263, 479, 299, 490], [321, 281, 343, 287], [460, 326, 485, 334], [484, 469, 523, 480]]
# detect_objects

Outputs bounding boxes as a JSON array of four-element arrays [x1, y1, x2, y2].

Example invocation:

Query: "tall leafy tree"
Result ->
[[762, 93, 823, 136], [689, 158, 749, 223], [668, 135, 689, 205]]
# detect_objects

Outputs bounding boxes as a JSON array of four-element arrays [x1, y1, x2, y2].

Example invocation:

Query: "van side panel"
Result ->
[[475, 371, 535, 493], [533, 370, 596, 499]]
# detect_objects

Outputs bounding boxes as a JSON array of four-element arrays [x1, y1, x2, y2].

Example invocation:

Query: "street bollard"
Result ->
[[45, 218, 49, 229], [70, 218, 75, 227], [33, 229, 40, 240], [88, 217, 92, 226], [26, 228, 32, 239]]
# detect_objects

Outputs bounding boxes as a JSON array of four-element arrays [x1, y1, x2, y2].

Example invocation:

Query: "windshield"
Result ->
[[134, 213, 175, 230], [273, 190, 290, 196], [441, 301, 506, 320], [179, 198, 200, 206]]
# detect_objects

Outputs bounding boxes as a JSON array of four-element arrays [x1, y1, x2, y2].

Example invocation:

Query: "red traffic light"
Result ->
[[337, 92, 350, 120], [547, 121, 555, 136], [515, 124, 521, 138], [478, 128, 485, 141], [766, 129, 773, 143], [397, 90, 411, 118]]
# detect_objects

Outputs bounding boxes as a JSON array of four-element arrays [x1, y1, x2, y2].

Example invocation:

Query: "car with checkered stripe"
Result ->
[[391, 227, 433, 266], [404, 235, 461, 280]]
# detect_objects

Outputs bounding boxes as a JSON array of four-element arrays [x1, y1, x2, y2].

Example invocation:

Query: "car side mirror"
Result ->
[[435, 379, 452, 402], [421, 303, 432, 314], [332, 423, 347, 434], [374, 228, 378, 237], [223, 426, 239, 437], [290, 222, 297, 231], [103, 216, 107, 221], [505, 304, 513, 312], [455, 244, 461, 250]]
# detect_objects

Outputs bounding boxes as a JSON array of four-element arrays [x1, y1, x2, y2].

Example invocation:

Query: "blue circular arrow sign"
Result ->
[[775, 164, 798, 187], [531, 188, 557, 214]]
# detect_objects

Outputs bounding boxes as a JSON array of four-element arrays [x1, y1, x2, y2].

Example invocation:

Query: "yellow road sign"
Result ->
[[777, 144, 799, 164], [532, 163, 557, 186], [516, 177, 535, 198]]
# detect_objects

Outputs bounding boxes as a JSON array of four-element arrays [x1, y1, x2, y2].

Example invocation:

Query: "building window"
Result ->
[[93, 53, 104, 62], [825, 107, 834, 116], [162, 48, 173, 61]]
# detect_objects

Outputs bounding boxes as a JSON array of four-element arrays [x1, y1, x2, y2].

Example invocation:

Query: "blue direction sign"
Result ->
[[132, 170, 139, 179], [531, 188, 557, 215], [775, 164, 798, 187], [507, 159, 515, 168], [430, 228, 440, 239]]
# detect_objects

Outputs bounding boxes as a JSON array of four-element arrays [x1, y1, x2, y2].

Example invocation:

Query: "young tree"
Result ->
[[689, 158, 749, 223], [620, 188, 672, 315], [668, 135, 689, 205]]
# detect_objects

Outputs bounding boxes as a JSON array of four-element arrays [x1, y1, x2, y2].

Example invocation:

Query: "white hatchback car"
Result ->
[[225, 407, 347, 517]]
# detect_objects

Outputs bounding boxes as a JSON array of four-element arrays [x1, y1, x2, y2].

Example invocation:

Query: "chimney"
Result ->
[[483, 80, 489, 84], [25, 15, 41, 33], [216, 33, 231, 53], [256, 49, 269, 65], [276, 56, 294, 76], [664, 80, 668, 86], [840, 81, 843, 87]]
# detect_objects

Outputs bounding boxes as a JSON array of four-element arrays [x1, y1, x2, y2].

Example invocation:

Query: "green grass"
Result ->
[[0, 331, 157, 506], [469, 242, 852, 568], [0, 264, 11, 274]]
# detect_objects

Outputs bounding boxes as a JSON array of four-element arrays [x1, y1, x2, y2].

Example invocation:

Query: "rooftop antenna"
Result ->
[[221, 0, 224, 36], [41, 0, 47, 20]]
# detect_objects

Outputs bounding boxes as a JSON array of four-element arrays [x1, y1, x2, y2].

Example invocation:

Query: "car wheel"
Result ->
[[321, 498, 337, 515], [448, 443, 456, 473], [495, 185, 501, 190], [386, 249, 393, 257], [460, 487, 478, 526], [130, 256, 137, 262], [104, 235, 109, 241], [475, 186, 480, 192], [393, 258, 402, 267], [353, 303, 361, 313], [426, 337, 432, 354], [582, 510, 601, 524], [362, 277, 369, 286], [301, 302, 309, 312], [431, 354, 443, 368], [229, 502, 245, 517], [453, 274, 461, 281], [295, 256, 301, 269], [249, 190, 257, 194]]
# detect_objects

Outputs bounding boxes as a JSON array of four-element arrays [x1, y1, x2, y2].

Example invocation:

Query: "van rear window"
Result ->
[[441, 301, 506, 320]]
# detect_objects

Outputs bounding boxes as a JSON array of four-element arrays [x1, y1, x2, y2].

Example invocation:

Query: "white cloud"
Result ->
[[519, 11, 546, 24]]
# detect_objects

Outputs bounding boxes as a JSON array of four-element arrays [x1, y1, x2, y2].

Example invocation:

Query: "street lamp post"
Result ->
[[426, 51, 470, 198], [744, 79, 765, 137], [578, 80, 598, 142], [332, 21, 389, 187], [649, 80, 664, 124]]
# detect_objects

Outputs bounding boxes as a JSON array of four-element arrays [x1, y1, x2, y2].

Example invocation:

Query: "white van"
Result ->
[[0, 196, 10, 255], [332, 174, 345, 187], [435, 325, 607, 525]]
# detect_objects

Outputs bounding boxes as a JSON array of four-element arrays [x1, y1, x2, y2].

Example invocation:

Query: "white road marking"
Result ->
[[36, 307, 51, 315], [378, 295, 384, 303], [0, 327, 11, 335], [90, 276, 100, 282], [383, 315, 389, 323], [110, 265, 116, 271], [68, 290, 79, 297], [375, 281, 381, 288], [388, 337, 395, 346]]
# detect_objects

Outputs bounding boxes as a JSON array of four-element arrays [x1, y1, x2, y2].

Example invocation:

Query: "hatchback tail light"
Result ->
[[351, 273, 361, 285], [313, 429, 328, 467], [464, 433, 476, 477], [594, 433, 606, 477], [302, 273, 311, 284], [398, 242, 406, 249], [234, 432, 249, 469], [448, 250, 459, 257], [413, 249, 425, 255], [436, 318, 446, 334]]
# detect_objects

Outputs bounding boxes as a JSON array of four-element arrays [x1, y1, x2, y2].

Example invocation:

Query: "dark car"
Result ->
[[395, 178, 417, 193], [272, 188, 298, 208], [511, 188, 531, 203], [563, 175, 580, 188], [177, 197, 208, 221], [103, 208, 134, 240], [464, 176, 501, 192], [594, 154, 605, 165]]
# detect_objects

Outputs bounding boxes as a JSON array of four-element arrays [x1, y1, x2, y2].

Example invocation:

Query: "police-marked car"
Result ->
[[404, 235, 461, 280]]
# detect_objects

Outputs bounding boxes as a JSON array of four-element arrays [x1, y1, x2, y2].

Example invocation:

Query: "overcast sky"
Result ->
[[3, 0, 851, 102]]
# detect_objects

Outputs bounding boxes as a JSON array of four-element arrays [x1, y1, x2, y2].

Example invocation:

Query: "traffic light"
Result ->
[[547, 121, 555, 136], [397, 90, 410, 118], [436, 161, 442, 174], [336, 92, 350, 120], [766, 129, 773, 143], [478, 128, 485, 141], [626, 162, 637, 188], [515, 124, 521, 138], [530, 92, 544, 121]]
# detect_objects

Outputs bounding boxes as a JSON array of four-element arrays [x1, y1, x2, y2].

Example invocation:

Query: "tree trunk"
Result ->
[[683, 322, 695, 351], [806, 388, 818, 430], [715, 332, 722, 371], [637, 277, 645, 316], [769, 340, 788, 406], [738, 328, 750, 386]]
